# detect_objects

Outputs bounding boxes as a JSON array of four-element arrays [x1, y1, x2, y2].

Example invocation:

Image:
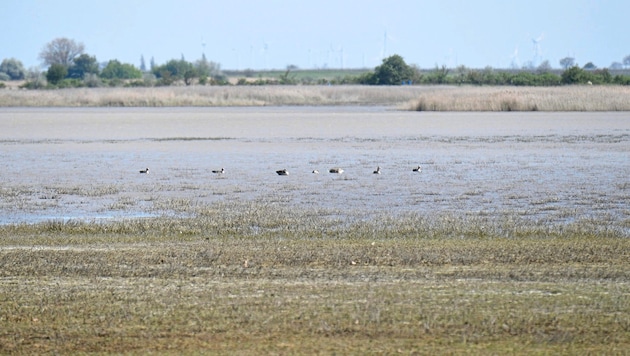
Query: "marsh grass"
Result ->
[[1, 202, 629, 353], [3, 85, 629, 110], [0, 86, 435, 107], [409, 85, 630, 111]]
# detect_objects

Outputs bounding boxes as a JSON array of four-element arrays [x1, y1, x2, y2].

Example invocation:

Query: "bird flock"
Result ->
[[140, 166, 422, 175]]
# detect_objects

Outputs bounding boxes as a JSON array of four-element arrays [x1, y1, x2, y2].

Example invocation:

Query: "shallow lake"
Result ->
[[0, 107, 628, 233]]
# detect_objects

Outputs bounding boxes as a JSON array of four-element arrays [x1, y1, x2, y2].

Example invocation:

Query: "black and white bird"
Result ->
[[212, 168, 225, 174], [413, 166, 422, 172], [276, 169, 289, 176], [329, 167, 344, 174], [139, 168, 149, 174], [373, 166, 381, 174]]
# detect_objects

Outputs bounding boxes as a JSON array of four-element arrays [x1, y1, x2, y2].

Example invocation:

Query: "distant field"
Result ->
[[2, 85, 630, 111], [223, 68, 371, 82]]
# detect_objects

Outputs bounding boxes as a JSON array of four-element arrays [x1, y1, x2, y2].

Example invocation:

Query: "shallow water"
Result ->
[[1, 107, 629, 231]]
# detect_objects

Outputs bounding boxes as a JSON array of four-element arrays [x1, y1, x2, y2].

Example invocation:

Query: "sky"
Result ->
[[2, 0, 628, 71]]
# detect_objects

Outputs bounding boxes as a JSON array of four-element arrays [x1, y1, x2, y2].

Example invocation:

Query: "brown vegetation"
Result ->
[[2, 85, 630, 110], [1, 209, 629, 354], [409, 85, 630, 111]]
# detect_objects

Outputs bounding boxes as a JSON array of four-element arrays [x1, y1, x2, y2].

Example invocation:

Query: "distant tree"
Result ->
[[521, 60, 535, 70], [610, 62, 623, 70], [371, 54, 414, 85], [183, 67, 198, 85], [583, 62, 597, 70], [195, 54, 223, 83], [83, 73, 102, 87], [195, 53, 211, 77], [561, 66, 587, 84], [21, 67, 47, 89], [427, 65, 450, 84], [39, 38, 85, 67], [150, 57, 156, 71], [536, 60, 552, 73], [46, 63, 68, 84], [0, 58, 26, 80], [559, 57, 575, 70], [140, 55, 146, 72], [67, 54, 99, 79], [100, 60, 142, 79], [153, 59, 194, 84], [594, 68, 612, 83], [623, 55, 630, 68]]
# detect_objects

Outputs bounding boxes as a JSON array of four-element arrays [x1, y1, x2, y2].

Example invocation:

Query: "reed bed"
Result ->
[[3, 85, 629, 110], [409, 85, 630, 111], [0, 85, 436, 107], [1, 203, 629, 353]]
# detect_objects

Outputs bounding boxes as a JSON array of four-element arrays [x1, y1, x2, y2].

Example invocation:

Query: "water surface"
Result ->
[[1, 107, 628, 232]]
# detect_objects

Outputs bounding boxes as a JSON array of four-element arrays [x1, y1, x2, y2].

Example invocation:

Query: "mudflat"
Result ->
[[1, 107, 629, 228]]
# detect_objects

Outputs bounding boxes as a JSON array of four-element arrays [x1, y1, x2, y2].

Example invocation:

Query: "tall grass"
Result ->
[[409, 85, 630, 111], [0, 85, 436, 107], [3, 85, 629, 110]]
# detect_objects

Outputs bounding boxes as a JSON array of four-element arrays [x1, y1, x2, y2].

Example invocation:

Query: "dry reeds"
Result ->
[[0, 85, 435, 107], [409, 85, 630, 111], [5, 85, 628, 111]]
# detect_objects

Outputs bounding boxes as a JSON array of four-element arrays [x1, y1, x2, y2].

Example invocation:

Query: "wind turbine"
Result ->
[[531, 33, 544, 66], [510, 46, 520, 69], [329, 44, 344, 69], [380, 25, 397, 60], [261, 40, 270, 69]]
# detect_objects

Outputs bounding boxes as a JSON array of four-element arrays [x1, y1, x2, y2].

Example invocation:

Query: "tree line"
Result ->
[[2, 37, 630, 89]]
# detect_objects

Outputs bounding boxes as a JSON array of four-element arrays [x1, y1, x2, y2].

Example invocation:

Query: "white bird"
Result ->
[[139, 168, 149, 174], [329, 167, 344, 174], [312, 170, 319, 174], [212, 168, 225, 174], [413, 166, 422, 172], [276, 169, 289, 176], [373, 166, 381, 174]]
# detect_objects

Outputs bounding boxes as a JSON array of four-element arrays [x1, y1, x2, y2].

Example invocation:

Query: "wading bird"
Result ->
[[413, 166, 422, 172], [373, 166, 381, 174], [329, 167, 344, 174], [139, 168, 149, 174], [212, 168, 225, 174], [276, 169, 289, 176]]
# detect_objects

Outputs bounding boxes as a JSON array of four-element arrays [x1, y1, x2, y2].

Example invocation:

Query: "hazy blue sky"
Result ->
[[3, 0, 628, 71]]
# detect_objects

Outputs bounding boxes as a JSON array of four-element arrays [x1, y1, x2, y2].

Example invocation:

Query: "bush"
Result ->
[[372, 55, 414, 85], [561, 66, 588, 84], [68, 54, 99, 79], [56, 78, 83, 88], [46, 64, 68, 85], [0, 58, 26, 80], [83, 73, 102, 87], [101, 60, 142, 79]]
